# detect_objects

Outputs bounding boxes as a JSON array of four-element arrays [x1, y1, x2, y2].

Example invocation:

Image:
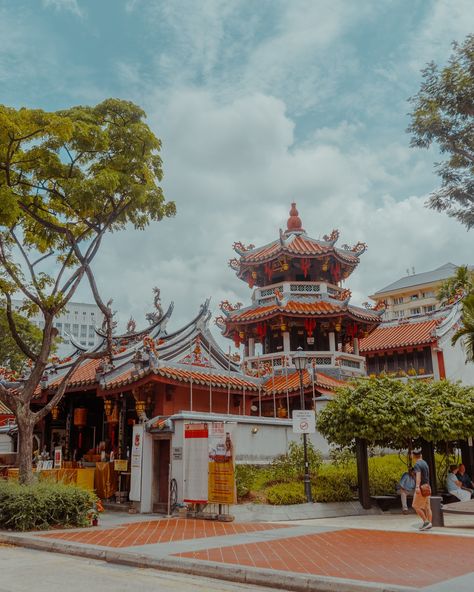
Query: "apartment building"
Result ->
[[11, 300, 103, 357], [369, 262, 459, 321]]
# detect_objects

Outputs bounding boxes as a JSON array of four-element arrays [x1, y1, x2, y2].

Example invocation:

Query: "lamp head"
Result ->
[[292, 347, 308, 371]]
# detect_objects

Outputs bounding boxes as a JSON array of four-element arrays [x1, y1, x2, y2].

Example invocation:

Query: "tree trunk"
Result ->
[[17, 413, 35, 485], [356, 438, 371, 509]]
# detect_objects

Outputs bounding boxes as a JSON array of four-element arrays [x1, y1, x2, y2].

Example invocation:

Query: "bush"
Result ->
[[269, 440, 323, 484], [313, 464, 357, 503], [265, 482, 307, 505], [235, 464, 259, 499], [0, 480, 97, 531]]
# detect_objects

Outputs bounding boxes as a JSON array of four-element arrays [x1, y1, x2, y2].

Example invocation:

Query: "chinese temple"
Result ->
[[218, 203, 384, 415]]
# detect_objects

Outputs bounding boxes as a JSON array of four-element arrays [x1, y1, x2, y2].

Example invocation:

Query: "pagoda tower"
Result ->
[[219, 203, 384, 388]]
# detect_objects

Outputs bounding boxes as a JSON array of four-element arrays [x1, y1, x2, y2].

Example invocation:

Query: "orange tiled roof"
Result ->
[[158, 367, 258, 391], [103, 366, 258, 392], [241, 234, 358, 264], [358, 319, 440, 353], [263, 370, 345, 394], [47, 358, 102, 390], [228, 300, 380, 323]]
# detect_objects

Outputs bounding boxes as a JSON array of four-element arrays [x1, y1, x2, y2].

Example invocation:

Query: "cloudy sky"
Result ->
[[2, 0, 473, 340]]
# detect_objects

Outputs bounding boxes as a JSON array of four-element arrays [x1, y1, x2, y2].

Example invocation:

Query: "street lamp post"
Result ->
[[292, 347, 313, 503]]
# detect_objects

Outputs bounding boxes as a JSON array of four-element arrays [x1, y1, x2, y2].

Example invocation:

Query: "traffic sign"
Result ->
[[292, 410, 316, 434]]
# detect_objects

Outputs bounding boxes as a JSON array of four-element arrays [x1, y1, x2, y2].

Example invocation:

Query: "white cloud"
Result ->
[[42, 0, 84, 18], [79, 89, 472, 348]]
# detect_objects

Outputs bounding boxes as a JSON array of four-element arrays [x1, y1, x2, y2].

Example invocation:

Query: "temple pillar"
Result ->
[[329, 332, 336, 352], [353, 337, 359, 356], [283, 331, 290, 352], [248, 338, 255, 357]]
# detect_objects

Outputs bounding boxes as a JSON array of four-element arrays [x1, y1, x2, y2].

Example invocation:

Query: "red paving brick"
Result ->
[[39, 519, 288, 548], [176, 528, 474, 588]]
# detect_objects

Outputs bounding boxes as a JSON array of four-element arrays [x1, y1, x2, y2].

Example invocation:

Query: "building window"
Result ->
[[64, 323, 70, 333], [410, 294, 419, 301], [72, 324, 79, 336], [410, 307, 421, 315], [393, 297, 404, 305], [423, 305, 435, 313], [422, 291, 434, 298], [88, 325, 95, 338], [55, 322, 62, 332], [80, 325, 87, 337]]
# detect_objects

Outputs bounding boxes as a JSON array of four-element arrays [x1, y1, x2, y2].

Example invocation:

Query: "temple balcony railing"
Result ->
[[252, 281, 345, 305], [243, 350, 366, 376]]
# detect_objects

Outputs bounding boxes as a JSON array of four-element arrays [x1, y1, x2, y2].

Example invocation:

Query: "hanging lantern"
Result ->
[[239, 331, 245, 339], [103, 398, 113, 417], [73, 407, 87, 428], [51, 406, 60, 421], [322, 259, 329, 272], [280, 322, 287, 332], [282, 262, 289, 271], [135, 399, 146, 415], [251, 271, 257, 279], [335, 321, 342, 332], [108, 403, 119, 424]]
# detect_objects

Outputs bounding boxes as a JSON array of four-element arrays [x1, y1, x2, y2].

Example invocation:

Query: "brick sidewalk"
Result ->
[[5, 517, 474, 591]]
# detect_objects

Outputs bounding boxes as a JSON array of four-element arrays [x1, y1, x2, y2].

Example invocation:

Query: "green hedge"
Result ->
[[0, 480, 97, 531], [266, 482, 307, 505]]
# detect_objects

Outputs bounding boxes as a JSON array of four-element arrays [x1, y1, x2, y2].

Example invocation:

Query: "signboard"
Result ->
[[292, 410, 316, 434], [184, 423, 209, 504], [53, 446, 62, 469], [114, 459, 128, 472], [129, 424, 144, 501], [172, 446, 183, 461], [208, 422, 236, 504]]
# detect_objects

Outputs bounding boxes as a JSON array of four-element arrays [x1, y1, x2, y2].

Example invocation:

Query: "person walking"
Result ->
[[411, 450, 432, 531]]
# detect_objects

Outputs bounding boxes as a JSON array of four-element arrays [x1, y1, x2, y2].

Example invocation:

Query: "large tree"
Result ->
[[408, 35, 474, 229], [452, 293, 474, 363], [0, 307, 42, 373], [316, 377, 474, 450], [0, 99, 175, 483]]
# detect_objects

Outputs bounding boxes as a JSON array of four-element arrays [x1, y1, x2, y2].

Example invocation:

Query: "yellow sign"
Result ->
[[208, 422, 236, 504], [114, 459, 128, 472]]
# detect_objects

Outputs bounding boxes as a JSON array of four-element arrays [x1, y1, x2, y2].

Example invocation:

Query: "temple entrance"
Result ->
[[152, 437, 171, 513]]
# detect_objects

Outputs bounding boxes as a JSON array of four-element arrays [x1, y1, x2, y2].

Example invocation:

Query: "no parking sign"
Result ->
[[292, 410, 316, 434]]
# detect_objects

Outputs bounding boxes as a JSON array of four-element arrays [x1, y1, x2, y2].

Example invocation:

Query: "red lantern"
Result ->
[[264, 262, 273, 282], [300, 258, 311, 278], [304, 318, 316, 336]]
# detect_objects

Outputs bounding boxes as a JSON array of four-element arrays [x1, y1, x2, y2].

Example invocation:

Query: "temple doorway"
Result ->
[[152, 437, 171, 513]]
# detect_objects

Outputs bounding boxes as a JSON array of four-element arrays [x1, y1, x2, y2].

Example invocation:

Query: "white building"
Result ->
[[11, 299, 104, 358]]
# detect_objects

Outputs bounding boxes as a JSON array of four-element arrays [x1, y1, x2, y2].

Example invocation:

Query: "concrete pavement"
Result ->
[[1, 508, 474, 592]]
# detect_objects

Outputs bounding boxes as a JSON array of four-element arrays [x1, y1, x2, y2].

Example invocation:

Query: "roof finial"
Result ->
[[286, 202, 305, 234]]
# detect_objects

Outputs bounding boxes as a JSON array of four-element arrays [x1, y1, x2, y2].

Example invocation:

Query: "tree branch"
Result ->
[[3, 293, 38, 362]]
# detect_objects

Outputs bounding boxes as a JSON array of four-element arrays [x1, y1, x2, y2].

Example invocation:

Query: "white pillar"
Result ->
[[283, 331, 290, 352], [431, 347, 440, 380], [248, 338, 255, 357], [353, 337, 359, 356], [329, 332, 336, 352]]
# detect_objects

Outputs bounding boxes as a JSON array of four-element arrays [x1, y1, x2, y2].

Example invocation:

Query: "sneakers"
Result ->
[[419, 521, 432, 531], [402, 509, 409, 515]]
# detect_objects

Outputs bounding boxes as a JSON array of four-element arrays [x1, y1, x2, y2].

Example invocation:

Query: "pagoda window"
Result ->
[[268, 331, 284, 353]]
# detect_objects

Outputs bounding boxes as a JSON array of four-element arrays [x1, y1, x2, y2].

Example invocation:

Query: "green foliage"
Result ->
[[317, 377, 474, 449], [269, 440, 323, 483], [408, 35, 474, 229], [235, 464, 260, 499], [0, 480, 96, 531], [452, 293, 474, 363], [437, 265, 474, 304], [265, 482, 307, 505], [0, 307, 42, 372], [313, 464, 356, 503]]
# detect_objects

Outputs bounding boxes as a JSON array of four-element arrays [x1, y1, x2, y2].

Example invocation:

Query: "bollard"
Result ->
[[430, 496, 444, 527]]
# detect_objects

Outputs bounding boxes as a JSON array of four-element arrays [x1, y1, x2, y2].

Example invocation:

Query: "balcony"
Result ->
[[244, 350, 366, 377], [252, 281, 345, 304]]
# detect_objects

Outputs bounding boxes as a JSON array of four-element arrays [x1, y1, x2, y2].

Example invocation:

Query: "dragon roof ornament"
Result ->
[[322, 229, 339, 245], [233, 241, 255, 256], [341, 241, 367, 256], [146, 287, 164, 325], [228, 258, 241, 272], [219, 300, 243, 317]]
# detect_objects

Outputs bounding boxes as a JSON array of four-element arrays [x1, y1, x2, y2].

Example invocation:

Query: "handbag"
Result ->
[[420, 483, 431, 497]]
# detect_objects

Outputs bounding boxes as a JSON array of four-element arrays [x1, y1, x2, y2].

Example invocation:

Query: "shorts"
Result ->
[[412, 492, 430, 511]]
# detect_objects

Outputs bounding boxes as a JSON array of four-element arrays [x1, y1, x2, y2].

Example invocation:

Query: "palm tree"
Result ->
[[452, 294, 474, 363], [438, 265, 474, 304]]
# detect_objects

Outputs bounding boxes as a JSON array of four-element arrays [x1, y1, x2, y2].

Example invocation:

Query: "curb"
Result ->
[[0, 532, 414, 592]]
